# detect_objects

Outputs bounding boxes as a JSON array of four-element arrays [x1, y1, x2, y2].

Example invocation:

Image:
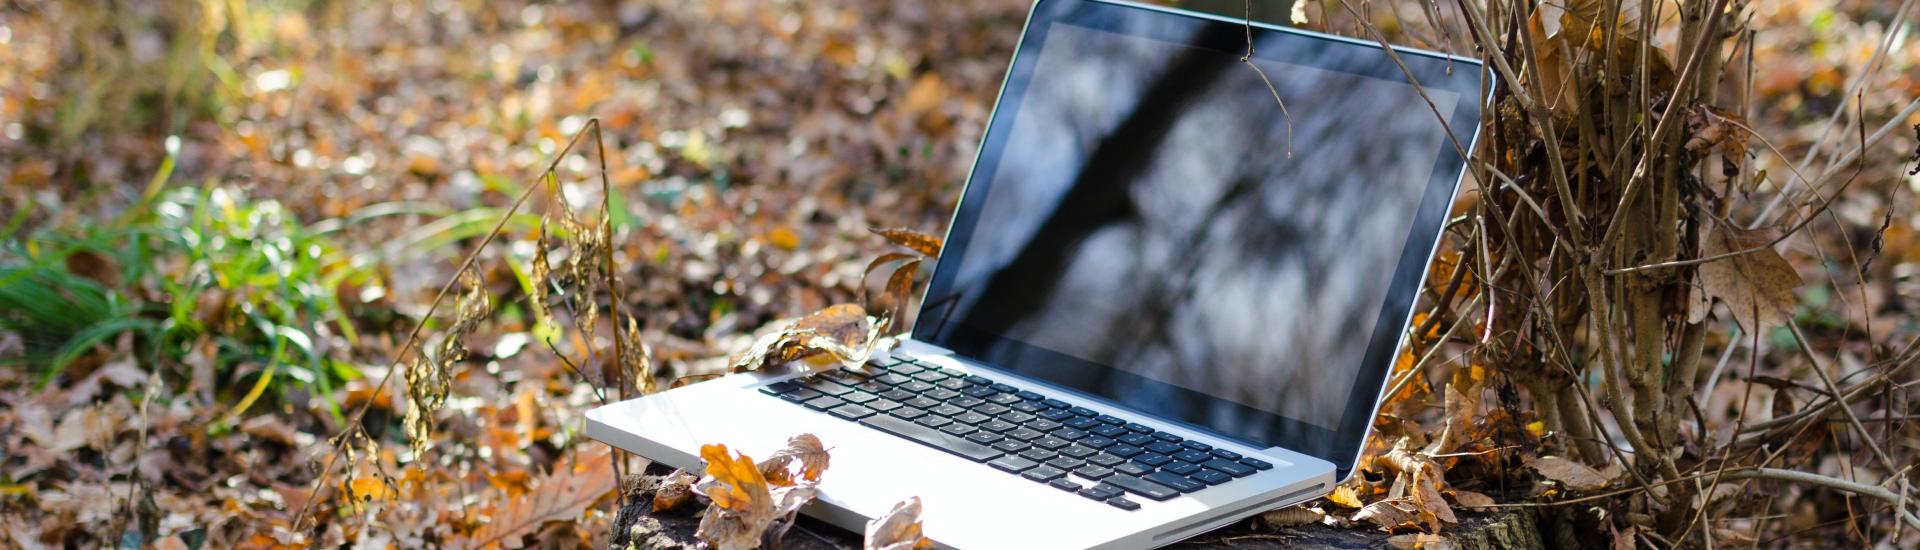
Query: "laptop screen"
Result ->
[[914, 0, 1484, 472]]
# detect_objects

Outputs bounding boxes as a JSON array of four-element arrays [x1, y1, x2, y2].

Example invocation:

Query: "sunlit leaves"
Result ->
[[864, 497, 933, 550], [693, 437, 831, 550]]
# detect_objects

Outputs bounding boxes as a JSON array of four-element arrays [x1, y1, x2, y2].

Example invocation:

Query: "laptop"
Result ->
[[587, 0, 1487, 547]]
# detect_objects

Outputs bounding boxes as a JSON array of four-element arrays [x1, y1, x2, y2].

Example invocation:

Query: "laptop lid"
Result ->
[[912, 0, 1487, 479]]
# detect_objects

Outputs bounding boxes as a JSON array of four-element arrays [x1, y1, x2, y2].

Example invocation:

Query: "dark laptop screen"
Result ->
[[915, 0, 1484, 472]]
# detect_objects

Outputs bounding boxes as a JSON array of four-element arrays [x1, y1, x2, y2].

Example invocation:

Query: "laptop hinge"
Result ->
[[894, 338, 955, 358]]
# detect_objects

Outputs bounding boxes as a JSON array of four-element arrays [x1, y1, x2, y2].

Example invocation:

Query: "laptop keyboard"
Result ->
[[755, 356, 1273, 511]]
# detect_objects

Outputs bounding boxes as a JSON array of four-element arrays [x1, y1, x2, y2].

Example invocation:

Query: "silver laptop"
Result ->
[[588, 1, 1486, 547]]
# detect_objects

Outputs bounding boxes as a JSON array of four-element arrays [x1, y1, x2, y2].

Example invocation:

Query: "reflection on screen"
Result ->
[[937, 22, 1458, 432]]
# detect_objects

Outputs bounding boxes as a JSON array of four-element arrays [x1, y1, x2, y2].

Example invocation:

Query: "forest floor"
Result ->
[[2, 0, 1918, 548]]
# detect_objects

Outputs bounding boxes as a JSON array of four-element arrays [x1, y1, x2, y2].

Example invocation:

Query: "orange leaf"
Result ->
[[869, 227, 943, 258], [463, 446, 618, 549]]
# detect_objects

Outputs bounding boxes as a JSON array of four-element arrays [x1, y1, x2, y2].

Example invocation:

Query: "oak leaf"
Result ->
[[864, 496, 933, 550], [1696, 220, 1801, 333], [758, 434, 832, 486], [694, 443, 819, 550]]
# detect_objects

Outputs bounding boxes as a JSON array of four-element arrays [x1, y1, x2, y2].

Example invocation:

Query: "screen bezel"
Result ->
[[911, 0, 1489, 479]]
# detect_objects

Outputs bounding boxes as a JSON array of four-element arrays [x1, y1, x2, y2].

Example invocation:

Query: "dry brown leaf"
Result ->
[[727, 304, 879, 373], [1526, 456, 1611, 491], [1686, 106, 1753, 168], [694, 443, 818, 550], [1409, 467, 1458, 529], [464, 446, 618, 549], [1258, 505, 1327, 528], [1389, 533, 1456, 550], [758, 434, 831, 486], [870, 227, 943, 258], [652, 470, 698, 513], [1326, 484, 1366, 509], [1697, 220, 1802, 333], [1450, 490, 1495, 510], [864, 496, 933, 550], [1353, 499, 1424, 532]]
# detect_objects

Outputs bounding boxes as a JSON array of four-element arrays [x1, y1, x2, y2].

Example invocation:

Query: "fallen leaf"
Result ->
[[1327, 485, 1366, 509], [869, 227, 942, 258], [694, 443, 818, 550], [1353, 499, 1424, 532], [864, 496, 932, 550], [652, 470, 697, 513], [1685, 106, 1752, 172], [464, 446, 618, 549], [1389, 533, 1456, 550], [1450, 490, 1496, 510], [727, 304, 878, 373], [1409, 467, 1458, 528], [1696, 220, 1802, 333], [1526, 456, 1611, 491], [757, 434, 831, 486], [1259, 505, 1327, 528]]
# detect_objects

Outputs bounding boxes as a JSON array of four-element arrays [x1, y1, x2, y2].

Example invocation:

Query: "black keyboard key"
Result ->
[[1080, 484, 1124, 500], [1090, 424, 1127, 438], [992, 439, 1030, 453], [1203, 459, 1256, 477], [829, 404, 876, 420], [1010, 402, 1044, 413], [890, 406, 926, 420], [1118, 433, 1154, 446], [890, 364, 926, 376], [954, 412, 992, 425], [979, 420, 1018, 433], [1107, 445, 1144, 458], [1015, 391, 1044, 401], [879, 389, 916, 401], [803, 395, 846, 411], [1049, 478, 1083, 492], [1063, 417, 1100, 430], [1115, 462, 1154, 476], [1151, 432, 1182, 442], [765, 381, 800, 394], [989, 456, 1038, 474], [973, 403, 1011, 416], [821, 369, 865, 383], [913, 416, 952, 429], [872, 373, 914, 386], [1033, 437, 1071, 450], [1190, 469, 1233, 485], [904, 397, 941, 409], [867, 399, 902, 412], [1089, 453, 1126, 467], [1019, 448, 1057, 462], [1182, 441, 1213, 452], [1240, 457, 1273, 470], [1042, 399, 1071, 409], [859, 415, 1002, 462], [803, 378, 854, 396], [1069, 406, 1099, 417], [841, 391, 879, 404], [930, 404, 967, 417], [939, 423, 977, 437], [1125, 423, 1153, 433], [1027, 420, 1063, 432], [986, 393, 1024, 405], [1210, 449, 1243, 461], [1172, 450, 1213, 464], [1075, 466, 1115, 480], [1001, 411, 1036, 424], [1046, 457, 1085, 471], [924, 389, 962, 401], [1060, 445, 1098, 459], [1021, 466, 1066, 483], [1105, 475, 1179, 501], [899, 381, 936, 393], [1096, 415, 1125, 425], [912, 370, 951, 383], [1080, 436, 1116, 449], [1006, 428, 1044, 441], [1106, 497, 1141, 511], [1052, 428, 1088, 441], [990, 383, 1018, 393], [950, 396, 985, 408], [1145, 442, 1183, 455], [779, 388, 823, 402], [1037, 409, 1075, 421], [935, 378, 969, 391], [1161, 461, 1201, 475], [1144, 471, 1206, 493], [1135, 453, 1173, 467], [965, 375, 994, 386], [965, 431, 1004, 445], [961, 386, 998, 398]]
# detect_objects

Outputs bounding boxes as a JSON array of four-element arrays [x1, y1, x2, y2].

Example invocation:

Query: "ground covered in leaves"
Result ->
[[2, 0, 1919, 548]]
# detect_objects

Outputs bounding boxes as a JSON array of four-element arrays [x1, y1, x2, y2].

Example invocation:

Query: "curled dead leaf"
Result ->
[[727, 304, 880, 373], [652, 470, 697, 513], [1526, 456, 1611, 491], [694, 443, 819, 550], [1326, 484, 1366, 509], [1353, 499, 1424, 533], [757, 434, 831, 486], [1259, 505, 1327, 529], [1388, 533, 1456, 550], [869, 227, 942, 258], [864, 496, 933, 550]]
